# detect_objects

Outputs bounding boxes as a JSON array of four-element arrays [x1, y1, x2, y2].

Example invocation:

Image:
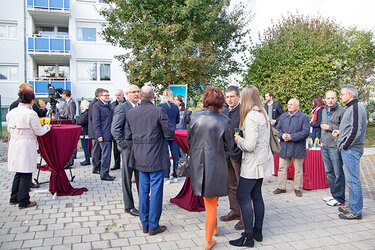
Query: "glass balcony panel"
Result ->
[[27, 0, 70, 10], [29, 80, 71, 94], [28, 37, 70, 53]]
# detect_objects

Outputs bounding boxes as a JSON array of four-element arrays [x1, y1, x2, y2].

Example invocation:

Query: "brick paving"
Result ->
[[0, 151, 375, 249]]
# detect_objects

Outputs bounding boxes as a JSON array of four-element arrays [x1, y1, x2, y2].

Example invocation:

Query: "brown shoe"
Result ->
[[142, 228, 148, 234], [149, 225, 167, 236], [273, 188, 286, 195], [220, 211, 241, 221], [9, 201, 18, 205], [234, 218, 244, 230], [19, 201, 37, 209], [295, 190, 302, 197]]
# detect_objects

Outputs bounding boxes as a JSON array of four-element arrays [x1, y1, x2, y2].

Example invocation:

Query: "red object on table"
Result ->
[[51, 119, 72, 125], [273, 150, 329, 190], [170, 130, 205, 212], [37, 125, 88, 196]]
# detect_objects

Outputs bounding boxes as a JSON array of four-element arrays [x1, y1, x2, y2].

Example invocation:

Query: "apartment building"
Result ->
[[0, 0, 128, 120]]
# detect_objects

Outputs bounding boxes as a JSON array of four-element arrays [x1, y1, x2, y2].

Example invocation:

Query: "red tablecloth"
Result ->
[[51, 119, 72, 125], [37, 125, 88, 196], [273, 150, 329, 190], [170, 130, 205, 212]]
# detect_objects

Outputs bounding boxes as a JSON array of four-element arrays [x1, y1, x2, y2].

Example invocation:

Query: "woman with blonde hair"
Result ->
[[76, 100, 90, 165], [229, 85, 274, 247]]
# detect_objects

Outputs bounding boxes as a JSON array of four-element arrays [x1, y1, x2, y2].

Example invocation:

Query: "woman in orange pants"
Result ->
[[187, 87, 233, 249]]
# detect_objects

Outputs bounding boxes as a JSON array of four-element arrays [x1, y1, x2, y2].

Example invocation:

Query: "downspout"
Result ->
[[23, 0, 27, 82]]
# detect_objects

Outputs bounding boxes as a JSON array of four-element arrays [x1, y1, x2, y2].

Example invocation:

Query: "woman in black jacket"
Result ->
[[76, 100, 90, 166], [311, 96, 324, 140], [187, 87, 232, 250]]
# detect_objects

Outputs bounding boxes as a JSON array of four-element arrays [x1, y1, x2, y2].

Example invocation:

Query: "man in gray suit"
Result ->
[[62, 89, 77, 168], [111, 85, 140, 216]]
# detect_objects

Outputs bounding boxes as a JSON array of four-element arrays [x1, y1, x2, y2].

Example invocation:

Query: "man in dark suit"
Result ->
[[62, 89, 77, 168], [88, 88, 104, 174], [125, 86, 174, 236], [110, 89, 126, 171], [111, 85, 140, 217], [92, 89, 115, 181], [264, 92, 284, 126]]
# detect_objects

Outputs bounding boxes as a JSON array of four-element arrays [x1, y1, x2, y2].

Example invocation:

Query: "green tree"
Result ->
[[99, 0, 249, 105], [242, 14, 375, 114]]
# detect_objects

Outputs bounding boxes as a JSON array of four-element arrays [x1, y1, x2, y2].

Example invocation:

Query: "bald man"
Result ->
[[273, 99, 310, 197], [111, 89, 126, 170]]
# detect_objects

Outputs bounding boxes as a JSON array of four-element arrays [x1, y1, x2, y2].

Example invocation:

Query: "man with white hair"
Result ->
[[273, 98, 310, 197], [111, 89, 126, 171], [335, 85, 367, 220]]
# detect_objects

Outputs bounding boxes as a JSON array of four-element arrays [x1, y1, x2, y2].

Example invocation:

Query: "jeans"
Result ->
[[237, 177, 264, 236], [321, 147, 345, 203], [341, 149, 363, 215], [80, 138, 90, 163], [139, 170, 164, 231], [164, 140, 179, 178]]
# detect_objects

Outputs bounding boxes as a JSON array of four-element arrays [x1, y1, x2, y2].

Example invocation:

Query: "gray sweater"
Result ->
[[338, 99, 367, 154], [321, 104, 345, 149]]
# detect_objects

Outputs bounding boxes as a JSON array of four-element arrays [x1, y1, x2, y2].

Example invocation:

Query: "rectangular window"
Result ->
[[0, 23, 17, 39], [0, 65, 18, 81], [77, 62, 111, 81], [77, 27, 96, 41]]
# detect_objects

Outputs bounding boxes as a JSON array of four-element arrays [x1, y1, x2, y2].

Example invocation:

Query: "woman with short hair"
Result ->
[[76, 100, 90, 166]]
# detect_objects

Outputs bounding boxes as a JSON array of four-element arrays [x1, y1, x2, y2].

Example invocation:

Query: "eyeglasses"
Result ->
[[129, 90, 140, 94], [101, 94, 110, 97]]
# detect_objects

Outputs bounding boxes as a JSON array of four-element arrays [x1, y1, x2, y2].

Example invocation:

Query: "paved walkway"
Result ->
[[0, 152, 375, 249]]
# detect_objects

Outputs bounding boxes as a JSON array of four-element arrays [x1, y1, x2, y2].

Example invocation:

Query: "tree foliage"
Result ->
[[99, 0, 249, 104], [242, 14, 375, 114]]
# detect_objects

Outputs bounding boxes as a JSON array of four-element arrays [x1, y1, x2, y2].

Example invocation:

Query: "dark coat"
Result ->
[[311, 108, 323, 140], [88, 98, 98, 138], [10, 100, 47, 117], [75, 109, 88, 136], [111, 100, 134, 150], [111, 98, 126, 109], [92, 100, 113, 142], [158, 101, 180, 129], [125, 99, 174, 172], [276, 110, 310, 158], [187, 108, 233, 197], [222, 104, 242, 162], [62, 98, 76, 121], [264, 101, 284, 125]]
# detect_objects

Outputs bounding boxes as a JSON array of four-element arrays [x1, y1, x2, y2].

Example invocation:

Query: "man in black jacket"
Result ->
[[264, 92, 284, 126], [111, 85, 140, 216], [221, 85, 243, 230], [110, 89, 126, 171], [125, 86, 174, 236], [88, 88, 104, 174]]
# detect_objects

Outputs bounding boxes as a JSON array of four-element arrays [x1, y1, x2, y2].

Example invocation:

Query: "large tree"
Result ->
[[242, 14, 375, 114], [100, 0, 249, 103]]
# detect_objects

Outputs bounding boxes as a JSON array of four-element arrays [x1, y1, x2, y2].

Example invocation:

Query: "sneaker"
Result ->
[[326, 199, 344, 207], [338, 212, 362, 220], [338, 206, 349, 214], [322, 196, 334, 202], [165, 179, 171, 184]]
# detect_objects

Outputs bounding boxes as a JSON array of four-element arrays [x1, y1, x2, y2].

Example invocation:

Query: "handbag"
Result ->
[[176, 155, 189, 177], [269, 122, 281, 154]]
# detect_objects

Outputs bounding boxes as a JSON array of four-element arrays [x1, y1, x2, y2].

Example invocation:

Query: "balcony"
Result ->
[[28, 78, 71, 94], [27, 0, 70, 12], [28, 35, 71, 55]]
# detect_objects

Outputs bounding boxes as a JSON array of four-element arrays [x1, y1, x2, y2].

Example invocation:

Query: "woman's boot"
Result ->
[[253, 227, 263, 242], [229, 233, 254, 247]]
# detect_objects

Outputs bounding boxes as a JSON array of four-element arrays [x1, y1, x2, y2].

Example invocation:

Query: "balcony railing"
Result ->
[[27, 0, 70, 11], [28, 35, 71, 55], [28, 78, 71, 94]]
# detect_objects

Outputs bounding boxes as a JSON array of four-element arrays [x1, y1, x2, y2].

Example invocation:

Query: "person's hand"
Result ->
[[271, 120, 276, 125], [321, 124, 329, 130], [98, 137, 103, 142], [332, 130, 339, 137], [40, 101, 46, 109], [188, 107, 193, 111], [282, 133, 291, 141], [234, 134, 241, 144]]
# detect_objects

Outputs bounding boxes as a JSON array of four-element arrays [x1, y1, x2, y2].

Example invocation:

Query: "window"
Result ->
[[0, 23, 17, 39], [0, 65, 18, 81], [77, 27, 96, 41], [77, 62, 111, 81]]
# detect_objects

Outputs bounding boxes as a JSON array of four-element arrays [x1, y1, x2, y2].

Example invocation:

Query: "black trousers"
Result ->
[[121, 147, 139, 210], [10, 172, 32, 207], [91, 139, 102, 172], [113, 140, 121, 168]]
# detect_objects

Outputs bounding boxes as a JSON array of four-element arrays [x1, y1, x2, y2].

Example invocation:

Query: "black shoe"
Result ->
[[229, 233, 254, 247], [92, 170, 100, 174], [80, 161, 91, 166], [101, 176, 116, 181], [125, 208, 139, 216], [253, 228, 263, 242], [30, 182, 39, 189], [64, 165, 72, 169], [110, 165, 120, 170]]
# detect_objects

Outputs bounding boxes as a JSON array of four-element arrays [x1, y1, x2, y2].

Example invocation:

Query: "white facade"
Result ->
[[0, 0, 128, 114]]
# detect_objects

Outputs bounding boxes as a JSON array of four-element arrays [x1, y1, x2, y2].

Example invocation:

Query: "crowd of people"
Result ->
[[6, 82, 367, 248]]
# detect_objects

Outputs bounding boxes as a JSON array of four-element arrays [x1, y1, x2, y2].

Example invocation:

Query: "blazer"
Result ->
[[158, 101, 180, 129], [111, 100, 135, 150], [62, 98, 76, 121], [125, 99, 174, 172], [264, 101, 284, 125], [237, 106, 273, 179], [111, 98, 126, 110], [75, 109, 88, 136], [10, 99, 47, 118], [187, 108, 233, 197], [88, 98, 98, 138], [92, 100, 113, 142], [222, 103, 242, 162]]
